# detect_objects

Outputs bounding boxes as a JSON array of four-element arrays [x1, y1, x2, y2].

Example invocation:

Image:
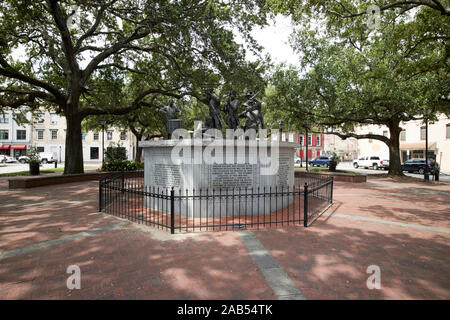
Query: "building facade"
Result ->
[[323, 134, 358, 161], [30, 110, 135, 162], [0, 109, 32, 158], [281, 132, 324, 159], [355, 114, 450, 173], [0, 109, 136, 162]]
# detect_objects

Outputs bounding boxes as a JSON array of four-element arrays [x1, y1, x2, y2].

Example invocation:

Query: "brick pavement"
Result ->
[[0, 175, 448, 299]]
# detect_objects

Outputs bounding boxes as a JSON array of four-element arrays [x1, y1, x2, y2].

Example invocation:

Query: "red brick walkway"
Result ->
[[0, 176, 448, 299]]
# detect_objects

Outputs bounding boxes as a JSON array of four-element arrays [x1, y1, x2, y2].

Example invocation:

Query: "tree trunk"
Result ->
[[64, 111, 84, 174], [387, 122, 403, 176], [135, 133, 143, 163]]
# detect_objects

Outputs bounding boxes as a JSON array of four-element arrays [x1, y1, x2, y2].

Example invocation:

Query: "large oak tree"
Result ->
[[0, 0, 268, 174]]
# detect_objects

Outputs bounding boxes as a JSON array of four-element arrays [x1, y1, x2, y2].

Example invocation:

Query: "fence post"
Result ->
[[99, 179, 103, 212], [121, 171, 125, 193], [330, 177, 334, 203], [170, 187, 175, 234], [304, 183, 308, 227]]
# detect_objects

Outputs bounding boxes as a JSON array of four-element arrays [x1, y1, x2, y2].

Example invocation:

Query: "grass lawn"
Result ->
[[0, 166, 96, 177]]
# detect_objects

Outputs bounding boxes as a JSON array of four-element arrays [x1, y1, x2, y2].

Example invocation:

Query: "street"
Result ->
[[0, 162, 102, 174]]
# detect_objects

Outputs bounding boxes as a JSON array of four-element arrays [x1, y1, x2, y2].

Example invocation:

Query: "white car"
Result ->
[[1, 155, 15, 163], [353, 156, 386, 170], [18, 152, 57, 164]]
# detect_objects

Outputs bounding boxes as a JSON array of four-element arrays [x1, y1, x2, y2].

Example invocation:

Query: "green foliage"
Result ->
[[101, 160, 144, 172], [104, 145, 127, 163], [25, 146, 41, 164], [330, 152, 341, 165]]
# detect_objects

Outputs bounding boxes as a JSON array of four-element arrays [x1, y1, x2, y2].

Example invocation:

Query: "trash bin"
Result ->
[[435, 170, 439, 181]]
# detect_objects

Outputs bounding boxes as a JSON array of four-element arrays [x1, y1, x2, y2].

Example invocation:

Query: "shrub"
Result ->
[[104, 145, 127, 162], [102, 160, 144, 172]]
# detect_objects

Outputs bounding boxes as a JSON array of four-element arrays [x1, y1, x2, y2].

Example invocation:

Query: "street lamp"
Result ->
[[100, 115, 106, 166], [424, 115, 429, 181], [303, 123, 310, 172], [279, 120, 284, 142]]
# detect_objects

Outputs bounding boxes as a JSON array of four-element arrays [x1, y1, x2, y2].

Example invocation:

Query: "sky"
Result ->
[[239, 14, 300, 66]]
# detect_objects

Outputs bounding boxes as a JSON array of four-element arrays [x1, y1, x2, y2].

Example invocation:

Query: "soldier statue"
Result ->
[[159, 99, 182, 139], [223, 90, 240, 130], [199, 89, 223, 130], [239, 92, 264, 131]]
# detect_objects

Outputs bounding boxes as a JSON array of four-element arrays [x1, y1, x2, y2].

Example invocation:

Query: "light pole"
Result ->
[[303, 123, 310, 172], [100, 115, 106, 167], [279, 120, 284, 142], [424, 115, 429, 181]]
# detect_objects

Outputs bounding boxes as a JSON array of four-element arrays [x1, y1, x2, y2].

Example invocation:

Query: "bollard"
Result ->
[[54, 161, 57, 168]]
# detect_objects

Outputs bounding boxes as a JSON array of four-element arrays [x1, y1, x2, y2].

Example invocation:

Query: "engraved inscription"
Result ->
[[277, 157, 290, 187], [209, 164, 256, 188], [154, 164, 181, 187]]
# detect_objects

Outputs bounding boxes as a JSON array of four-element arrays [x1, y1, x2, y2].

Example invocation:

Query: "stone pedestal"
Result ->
[[139, 139, 299, 217]]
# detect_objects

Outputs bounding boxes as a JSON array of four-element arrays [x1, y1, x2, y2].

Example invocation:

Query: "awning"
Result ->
[[400, 142, 436, 151], [11, 145, 27, 149], [0, 144, 10, 149]]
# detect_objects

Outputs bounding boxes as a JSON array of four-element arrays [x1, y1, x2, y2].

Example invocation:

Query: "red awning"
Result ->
[[0, 144, 10, 149], [11, 145, 27, 149]]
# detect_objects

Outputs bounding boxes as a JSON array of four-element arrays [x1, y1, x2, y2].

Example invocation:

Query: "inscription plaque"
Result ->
[[154, 164, 182, 187], [208, 163, 257, 188]]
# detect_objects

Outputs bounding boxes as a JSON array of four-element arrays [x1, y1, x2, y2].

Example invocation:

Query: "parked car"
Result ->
[[308, 156, 332, 167], [380, 159, 390, 170], [18, 152, 57, 164], [401, 158, 440, 174], [1, 155, 15, 163], [353, 156, 386, 170]]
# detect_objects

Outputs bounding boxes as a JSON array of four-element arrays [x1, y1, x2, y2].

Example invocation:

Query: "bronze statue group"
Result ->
[[160, 89, 264, 138], [200, 89, 265, 132]]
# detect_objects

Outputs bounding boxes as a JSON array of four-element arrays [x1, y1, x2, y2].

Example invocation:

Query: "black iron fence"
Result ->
[[99, 171, 333, 233]]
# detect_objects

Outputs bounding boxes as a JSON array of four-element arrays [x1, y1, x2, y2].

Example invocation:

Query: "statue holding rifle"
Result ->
[[239, 91, 264, 131]]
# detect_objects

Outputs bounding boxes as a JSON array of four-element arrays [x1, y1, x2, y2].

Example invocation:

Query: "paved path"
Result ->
[[0, 176, 448, 299]]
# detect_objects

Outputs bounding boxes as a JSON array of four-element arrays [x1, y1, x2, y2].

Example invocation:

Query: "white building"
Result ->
[[30, 110, 135, 162], [355, 114, 450, 173], [0, 109, 32, 159]]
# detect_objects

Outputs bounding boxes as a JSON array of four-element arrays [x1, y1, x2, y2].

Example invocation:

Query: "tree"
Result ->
[[267, 21, 448, 175], [264, 2, 449, 175], [0, 0, 268, 174]]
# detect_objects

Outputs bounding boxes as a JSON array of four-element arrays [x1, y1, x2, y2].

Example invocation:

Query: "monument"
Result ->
[[139, 90, 299, 218]]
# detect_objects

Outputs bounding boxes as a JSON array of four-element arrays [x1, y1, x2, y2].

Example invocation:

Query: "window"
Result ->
[[299, 136, 304, 146], [0, 130, 8, 140], [316, 135, 321, 146], [37, 147, 44, 153], [81, 132, 85, 140], [107, 131, 113, 141], [420, 126, 426, 140], [93, 132, 99, 141], [36, 130, 44, 140], [51, 130, 58, 140], [307, 134, 312, 146], [400, 130, 406, 141], [120, 131, 126, 140], [0, 113, 8, 123], [16, 130, 26, 140], [90, 147, 99, 160], [36, 113, 44, 123], [447, 124, 450, 139], [50, 113, 58, 124]]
